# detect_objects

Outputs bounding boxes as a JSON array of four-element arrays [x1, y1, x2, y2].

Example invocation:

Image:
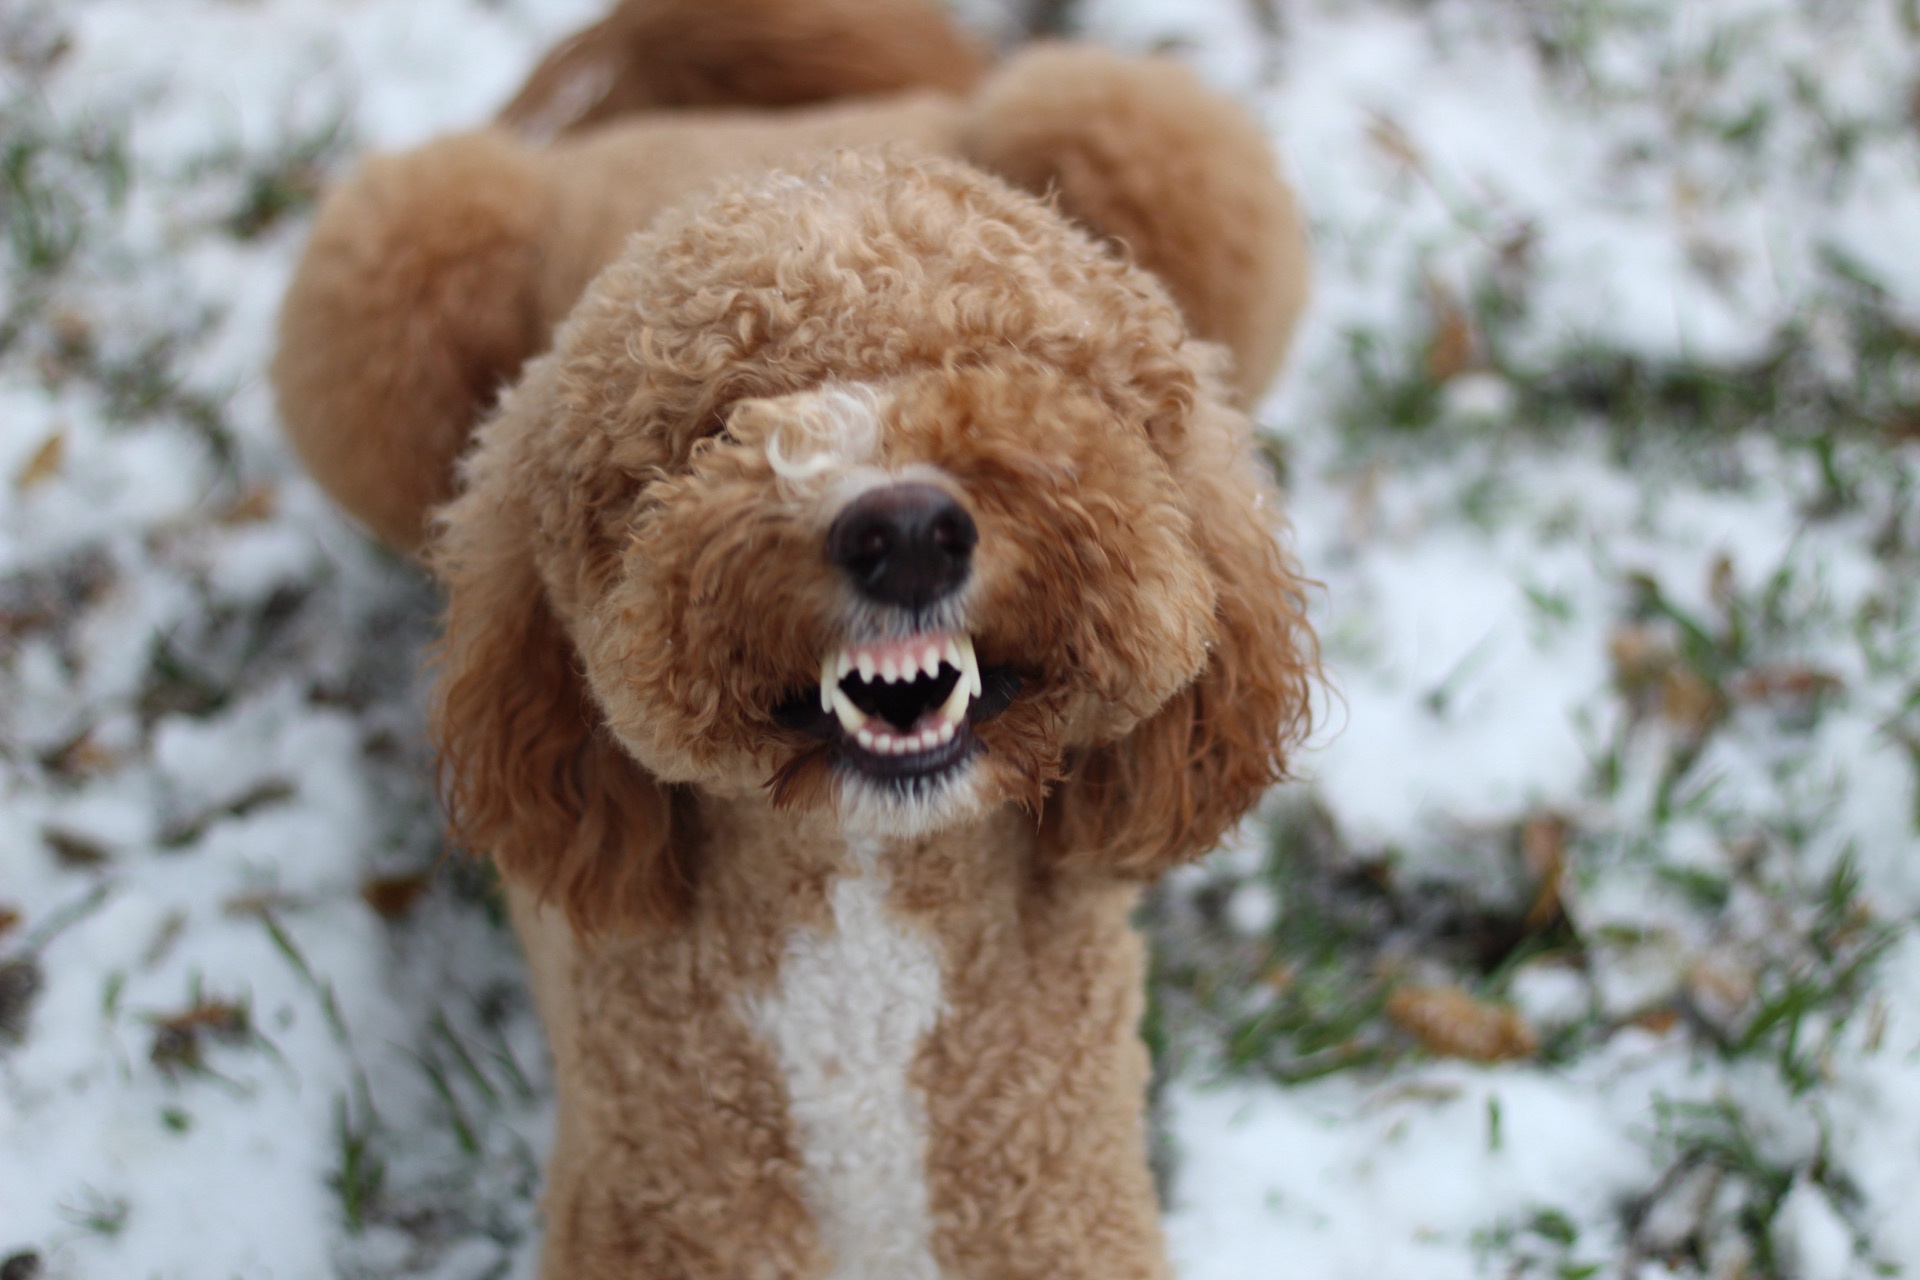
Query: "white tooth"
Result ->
[[837, 650, 854, 679], [858, 653, 876, 682], [923, 645, 941, 674], [904, 731, 926, 753], [900, 650, 922, 681], [942, 638, 961, 672], [937, 666, 971, 724], [935, 720, 955, 744], [820, 653, 837, 713], [831, 686, 871, 736], [881, 657, 900, 683], [956, 634, 982, 699], [856, 727, 877, 751]]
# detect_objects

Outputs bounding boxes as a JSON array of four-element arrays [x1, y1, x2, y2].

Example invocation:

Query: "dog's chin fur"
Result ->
[[833, 764, 991, 840]]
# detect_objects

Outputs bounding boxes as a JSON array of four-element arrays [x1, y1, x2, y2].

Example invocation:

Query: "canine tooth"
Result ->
[[937, 666, 971, 723], [856, 727, 877, 751], [819, 654, 837, 713], [830, 686, 870, 735], [858, 653, 876, 682], [955, 634, 982, 699]]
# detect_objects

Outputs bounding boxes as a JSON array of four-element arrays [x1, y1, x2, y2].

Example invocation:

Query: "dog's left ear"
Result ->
[[428, 380, 691, 935], [1043, 395, 1314, 877]]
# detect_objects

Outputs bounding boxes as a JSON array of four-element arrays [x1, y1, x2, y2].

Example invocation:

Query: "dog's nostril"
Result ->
[[827, 483, 976, 610]]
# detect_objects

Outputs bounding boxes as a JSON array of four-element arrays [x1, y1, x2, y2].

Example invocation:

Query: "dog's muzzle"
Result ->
[[827, 482, 975, 611], [769, 483, 1017, 788]]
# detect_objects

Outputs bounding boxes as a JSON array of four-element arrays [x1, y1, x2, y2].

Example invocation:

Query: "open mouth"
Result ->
[[774, 631, 1019, 783]]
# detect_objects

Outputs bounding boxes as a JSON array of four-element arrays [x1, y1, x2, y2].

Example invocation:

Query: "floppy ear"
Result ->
[[1042, 395, 1314, 877], [428, 398, 690, 935]]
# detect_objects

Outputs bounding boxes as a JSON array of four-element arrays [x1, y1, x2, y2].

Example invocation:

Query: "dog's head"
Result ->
[[430, 153, 1313, 932]]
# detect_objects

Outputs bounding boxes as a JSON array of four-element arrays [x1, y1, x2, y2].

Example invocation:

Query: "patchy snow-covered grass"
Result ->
[[2, 1, 1917, 1278]]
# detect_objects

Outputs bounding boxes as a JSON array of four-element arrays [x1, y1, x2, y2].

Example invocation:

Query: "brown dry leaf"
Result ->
[[221, 889, 305, 918], [1425, 284, 1478, 383], [149, 999, 252, 1075], [220, 485, 279, 525], [1386, 984, 1538, 1061], [43, 731, 116, 779], [42, 827, 111, 868], [14, 432, 64, 492], [1630, 1006, 1682, 1035], [1366, 111, 1426, 173], [1864, 997, 1890, 1054], [1659, 666, 1725, 737], [1730, 665, 1843, 706], [1608, 625, 1673, 692], [0, 905, 20, 938], [361, 871, 433, 920], [1687, 951, 1756, 1033], [1708, 553, 1738, 612], [1520, 811, 1569, 931], [51, 308, 92, 354]]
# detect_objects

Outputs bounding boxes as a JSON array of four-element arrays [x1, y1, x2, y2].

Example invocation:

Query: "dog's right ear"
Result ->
[[428, 393, 690, 935]]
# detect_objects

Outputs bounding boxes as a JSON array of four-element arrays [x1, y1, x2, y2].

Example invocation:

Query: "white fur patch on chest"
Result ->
[[743, 842, 946, 1280]]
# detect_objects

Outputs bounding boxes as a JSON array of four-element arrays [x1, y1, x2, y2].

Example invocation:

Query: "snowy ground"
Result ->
[[3, 1, 1918, 1277]]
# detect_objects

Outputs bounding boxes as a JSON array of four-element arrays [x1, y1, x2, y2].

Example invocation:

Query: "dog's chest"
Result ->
[[743, 850, 946, 1280]]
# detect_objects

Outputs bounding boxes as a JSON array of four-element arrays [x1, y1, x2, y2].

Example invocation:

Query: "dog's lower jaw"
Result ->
[[508, 793, 1171, 1280]]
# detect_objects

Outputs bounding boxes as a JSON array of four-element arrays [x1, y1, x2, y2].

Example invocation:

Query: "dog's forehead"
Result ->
[[725, 381, 953, 503], [739, 384, 884, 471]]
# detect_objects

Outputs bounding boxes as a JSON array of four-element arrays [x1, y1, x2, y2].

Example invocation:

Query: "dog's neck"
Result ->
[[518, 791, 1159, 1278], [689, 794, 1035, 1280], [744, 831, 946, 1279]]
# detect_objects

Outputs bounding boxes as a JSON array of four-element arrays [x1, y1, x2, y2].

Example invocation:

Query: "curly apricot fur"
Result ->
[[279, 9, 1316, 1274]]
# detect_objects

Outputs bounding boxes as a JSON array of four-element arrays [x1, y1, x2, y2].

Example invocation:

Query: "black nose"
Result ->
[[827, 483, 977, 610]]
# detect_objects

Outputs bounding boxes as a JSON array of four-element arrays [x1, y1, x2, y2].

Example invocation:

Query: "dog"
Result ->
[[275, 3, 1315, 1276]]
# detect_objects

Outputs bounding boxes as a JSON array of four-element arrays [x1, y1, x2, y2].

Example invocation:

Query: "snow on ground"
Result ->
[[2, 1, 1917, 1277]]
